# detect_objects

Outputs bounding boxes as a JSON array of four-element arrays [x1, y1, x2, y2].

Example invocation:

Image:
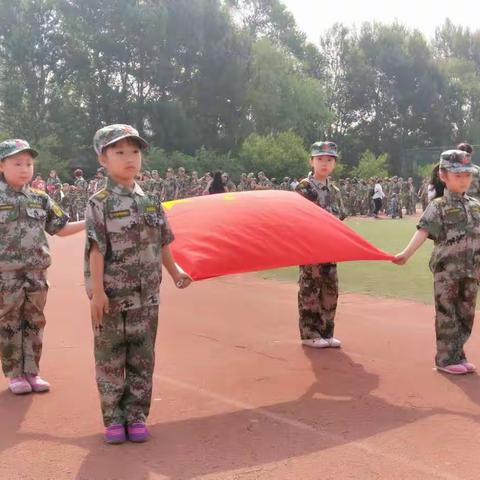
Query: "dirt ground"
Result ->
[[1, 233, 480, 480]]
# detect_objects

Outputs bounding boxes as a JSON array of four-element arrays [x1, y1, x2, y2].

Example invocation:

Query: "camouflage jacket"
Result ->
[[150, 178, 164, 197], [84, 178, 174, 313], [176, 176, 190, 199], [52, 190, 63, 204], [188, 179, 203, 197], [74, 177, 88, 192], [417, 189, 480, 279], [295, 174, 347, 220], [0, 177, 69, 272], [224, 180, 236, 192], [163, 178, 177, 201], [237, 180, 249, 192]]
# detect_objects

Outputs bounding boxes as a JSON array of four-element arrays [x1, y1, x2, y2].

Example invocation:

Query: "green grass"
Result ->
[[257, 217, 436, 304]]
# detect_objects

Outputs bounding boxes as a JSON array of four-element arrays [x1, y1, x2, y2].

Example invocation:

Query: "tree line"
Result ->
[[0, 0, 479, 180]]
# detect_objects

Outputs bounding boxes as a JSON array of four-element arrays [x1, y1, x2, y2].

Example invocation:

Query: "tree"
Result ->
[[239, 130, 308, 178], [246, 39, 331, 142], [351, 150, 389, 179], [0, 0, 67, 142]]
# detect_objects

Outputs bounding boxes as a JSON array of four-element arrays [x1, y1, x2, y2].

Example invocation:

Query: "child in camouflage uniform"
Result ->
[[0, 139, 84, 395], [394, 150, 480, 375], [85, 124, 192, 444], [295, 141, 346, 348]]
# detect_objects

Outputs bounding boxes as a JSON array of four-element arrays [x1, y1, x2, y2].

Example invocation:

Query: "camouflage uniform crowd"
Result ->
[[339, 176, 421, 218], [40, 166, 427, 223]]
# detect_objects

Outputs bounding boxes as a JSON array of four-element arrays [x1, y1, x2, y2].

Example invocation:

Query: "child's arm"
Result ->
[[162, 244, 192, 288], [89, 242, 110, 325], [392, 228, 429, 265], [56, 220, 85, 237]]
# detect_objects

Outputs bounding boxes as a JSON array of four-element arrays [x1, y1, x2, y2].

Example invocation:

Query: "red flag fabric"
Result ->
[[164, 190, 393, 281]]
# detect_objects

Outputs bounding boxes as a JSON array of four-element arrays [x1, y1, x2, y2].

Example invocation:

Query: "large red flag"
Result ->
[[164, 190, 393, 280]]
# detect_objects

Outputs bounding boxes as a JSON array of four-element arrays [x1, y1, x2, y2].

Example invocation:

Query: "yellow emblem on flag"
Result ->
[[162, 199, 192, 210]]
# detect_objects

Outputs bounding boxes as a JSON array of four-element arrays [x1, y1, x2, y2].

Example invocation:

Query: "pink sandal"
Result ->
[[462, 362, 476, 373], [24, 374, 50, 392], [436, 364, 468, 375], [9, 376, 32, 395]]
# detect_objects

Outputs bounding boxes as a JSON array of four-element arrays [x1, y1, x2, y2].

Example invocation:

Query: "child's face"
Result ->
[[99, 138, 142, 184], [310, 155, 336, 180], [0, 152, 34, 190], [439, 170, 473, 193]]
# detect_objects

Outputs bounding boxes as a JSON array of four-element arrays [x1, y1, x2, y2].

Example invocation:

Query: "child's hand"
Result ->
[[174, 272, 193, 289], [91, 292, 110, 325], [392, 253, 408, 265]]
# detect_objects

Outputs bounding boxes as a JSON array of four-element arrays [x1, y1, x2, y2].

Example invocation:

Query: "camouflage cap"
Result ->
[[311, 141, 338, 158], [93, 124, 148, 155], [0, 139, 38, 161], [440, 149, 475, 173]]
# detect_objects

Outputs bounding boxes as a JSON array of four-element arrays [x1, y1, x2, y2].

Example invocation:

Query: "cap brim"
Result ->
[[2, 147, 39, 160], [102, 134, 149, 152], [311, 152, 338, 158], [447, 166, 476, 173]]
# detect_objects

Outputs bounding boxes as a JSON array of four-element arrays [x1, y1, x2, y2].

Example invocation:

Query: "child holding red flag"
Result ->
[[295, 141, 346, 348], [0, 139, 84, 395], [85, 124, 192, 444], [394, 150, 479, 375]]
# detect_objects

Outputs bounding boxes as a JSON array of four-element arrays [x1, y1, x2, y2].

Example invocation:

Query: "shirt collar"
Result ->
[[308, 173, 329, 189], [106, 177, 145, 197], [0, 177, 33, 198], [444, 189, 467, 202]]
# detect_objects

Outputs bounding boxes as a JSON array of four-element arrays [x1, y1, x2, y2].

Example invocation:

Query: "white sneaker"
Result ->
[[302, 338, 330, 348], [302, 337, 342, 349], [327, 337, 342, 348]]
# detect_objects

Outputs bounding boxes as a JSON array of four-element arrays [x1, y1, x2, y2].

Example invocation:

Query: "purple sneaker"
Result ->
[[127, 423, 149, 442], [104, 424, 126, 444]]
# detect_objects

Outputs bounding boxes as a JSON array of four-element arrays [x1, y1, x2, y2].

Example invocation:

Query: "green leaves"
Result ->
[[351, 150, 389, 179], [239, 131, 309, 179], [0, 2, 479, 180]]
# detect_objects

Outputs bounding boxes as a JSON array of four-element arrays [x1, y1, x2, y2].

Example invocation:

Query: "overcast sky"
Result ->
[[282, 0, 476, 44]]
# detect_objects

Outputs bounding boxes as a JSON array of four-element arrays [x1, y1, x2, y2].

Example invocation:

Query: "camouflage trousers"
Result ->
[[433, 273, 478, 367], [93, 305, 159, 427], [0, 271, 48, 378], [298, 264, 338, 340]]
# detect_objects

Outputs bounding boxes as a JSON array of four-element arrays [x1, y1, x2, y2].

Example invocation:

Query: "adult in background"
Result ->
[[205, 170, 226, 195], [372, 178, 385, 218]]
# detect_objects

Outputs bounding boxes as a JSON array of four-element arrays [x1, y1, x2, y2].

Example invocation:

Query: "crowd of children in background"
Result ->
[[31, 166, 429, 221]]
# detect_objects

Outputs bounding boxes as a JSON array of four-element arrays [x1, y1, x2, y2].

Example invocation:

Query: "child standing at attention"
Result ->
[[295, 141, 346, 348], [85, 124, 192, 444], [394, 150, 479, 375], [0, 139, 84, 394]]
